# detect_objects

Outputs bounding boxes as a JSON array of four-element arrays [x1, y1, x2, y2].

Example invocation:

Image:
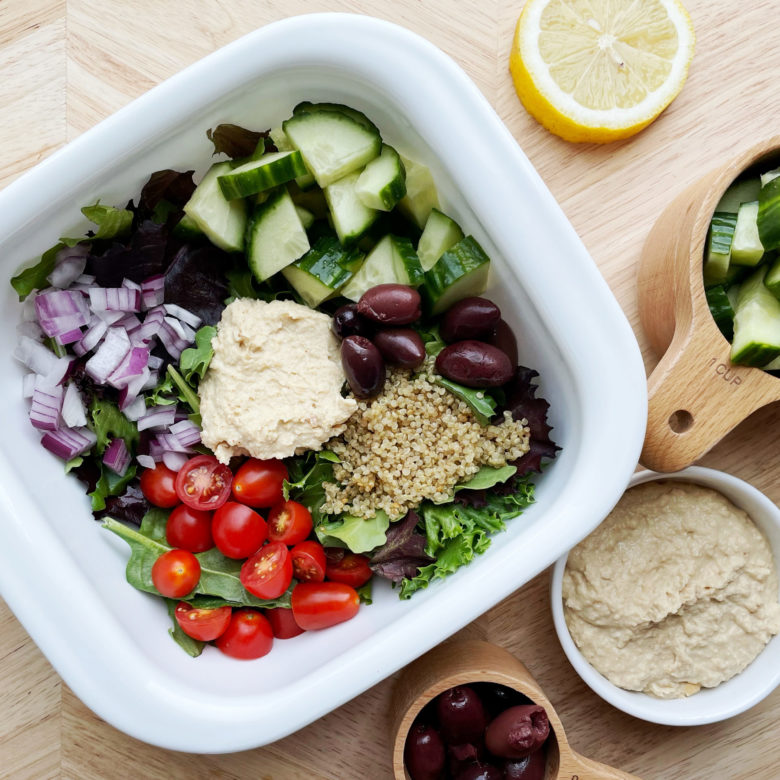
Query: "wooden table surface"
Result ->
[[2, 2, 780, 778]]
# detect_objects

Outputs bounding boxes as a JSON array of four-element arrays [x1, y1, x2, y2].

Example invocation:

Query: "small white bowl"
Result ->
[[551, 466, 780, 726]]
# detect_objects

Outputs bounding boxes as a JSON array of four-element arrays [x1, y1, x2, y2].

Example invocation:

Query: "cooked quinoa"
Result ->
[[321, 361, 530, 520]]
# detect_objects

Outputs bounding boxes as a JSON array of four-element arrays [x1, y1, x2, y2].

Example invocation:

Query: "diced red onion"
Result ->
[[44, 357, 73, 386], [30, 379, 64, 431], [169, 419, 201, 448], [153, 432, 194, 454], [76, 273, 96, 285], [107, 346, 149, 389], [47, 253, 87, 289], [164, 303, 201, 329], [22, 373, 36, 399], [103, 438, 131, 476], [61, 382, 87, 428], [115, 313, 142, 334], [85, 327, 131, 384], [118, 367, 151, 411], [88, 287, 141, 313], [21, 295, 38, 322], [55, 327, 85, 346], [17, 320, 44, 341], [122, 396, 147, 422], [137, 454, 156, 469], [133, 306, 166, 344], [122, 278, 142, 293], [140, 275, 165, 310], [147, 355, 163, 370], [77, 316, 109, 355], [141, 369, 160, 391], [162, 451, 189, 472], [95, 309, 125, 325], [15, 335, 61, 375], [41, 426, 96, 460], [158, 316, 195, 360], [137, 405, 177, 432], [35, 289, 90, 339]]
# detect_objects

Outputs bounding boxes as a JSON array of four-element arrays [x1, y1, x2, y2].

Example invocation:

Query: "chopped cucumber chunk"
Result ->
[[292, 102, 380, 133], [217, 151, 308, 200], [705, 285, 735, 341], [246, 189, 310, 282], [764, 255, 780, 299], [288, 182, 329, 219], [324, 171, 379, 245], [397, 155, 440, 229], [183, 162, 246, 253], [341, 234, 423, 301], [172, 212, 204, 240], [730, 201, 764, 266], [731, 267, 780, 366], [269, 126, 293, 152], [355, 145, 406, 211], [703, 211, 738, 286], [417, 208, 464, 271], [283, 111, 381, 188], [760, 168, 780, 188], [295, 205, 315, 230], [422, 236, 491, 315], [716, 178, 761, 213], [757, 177, 780, 251]]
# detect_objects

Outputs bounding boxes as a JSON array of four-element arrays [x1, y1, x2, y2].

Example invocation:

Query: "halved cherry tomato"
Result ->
[[267, 500, 313, 546], [214, 608, 273, 659], [325, 553, 372, 588], [232, 458, 288, 508], [175, 455, 232, 511], [240, 542, 292, 600], [151, 549, 200, 598], [166, 505, 214, 553], [290, 540, 326, 583], [291, 582, 360, 630], [140, 463, 179, 508], [212, 502, 267, 559], [266, 607, 305, 639], [174, 601, 231, 641]]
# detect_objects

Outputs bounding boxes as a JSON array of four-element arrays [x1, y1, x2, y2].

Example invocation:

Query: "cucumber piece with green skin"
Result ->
[[341, 234, 423, 301], [397, 154, 440, 229], [288, 182, 329, 219], [183, 162, 246, 252], [760, 168, 780, 188], [295, 205, 315, 230], [172, 212, 204, 240], [282, 111, 381, 188], [245, 188, 310, 282], [705, 285, 735, 341], [716, 178, 761, 212], [269, 126, 292, 151], [730, 267, 780, 366], [422, 236, 491, 315], [757, 177, 780, 251], [292, 102, 380, 134], [764, 255, 780, 298], [417, 208, 465, 271], [217, 151, 308, 200], [703, 211, 738, 286], [731, 201, 764, 266], [324, 171, 378, 245], [281, 235, 364, 307], [354, 145, 406, 211]]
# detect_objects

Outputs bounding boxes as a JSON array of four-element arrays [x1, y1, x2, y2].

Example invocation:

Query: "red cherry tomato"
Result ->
[[325, 553, 372, 588], [174, 455, 232, 511], [291, 582, 360, 630], [151, 549, 200, 598], [267, 500, 313, 546], [211, 502, 268, 559], [240, 542, 293, 600], [290, 540, 326, 583], [266, 607, 305, 639], [166, 505, 214, 553], [174, 602, 231, 641], [140, 463, 179, 508], [214, 608, 273, 660], [232, 458, 288, 508]]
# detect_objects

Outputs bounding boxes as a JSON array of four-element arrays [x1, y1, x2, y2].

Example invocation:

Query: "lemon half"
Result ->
[[510, 0, 695, 143]]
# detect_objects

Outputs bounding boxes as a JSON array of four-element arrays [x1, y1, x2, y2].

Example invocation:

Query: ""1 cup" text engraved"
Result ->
[[707, 357, 743, 386]]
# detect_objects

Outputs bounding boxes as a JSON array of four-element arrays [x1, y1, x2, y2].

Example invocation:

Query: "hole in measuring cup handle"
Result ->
[[668, 409, 694, 433]]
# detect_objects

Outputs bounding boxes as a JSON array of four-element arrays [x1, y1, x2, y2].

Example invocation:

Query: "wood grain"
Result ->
[[2, 1, 780, 778]]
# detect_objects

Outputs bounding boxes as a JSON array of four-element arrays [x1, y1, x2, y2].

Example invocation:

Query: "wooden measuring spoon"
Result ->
[[637, 137, 780, 472], [390, 639, 641, 780]]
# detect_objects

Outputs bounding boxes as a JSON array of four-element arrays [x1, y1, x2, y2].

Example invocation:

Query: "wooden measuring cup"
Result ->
[[637, 137, 780, 472], [390, 639, 641, 780]]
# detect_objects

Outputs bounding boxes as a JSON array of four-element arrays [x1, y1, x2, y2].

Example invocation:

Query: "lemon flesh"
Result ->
[[510, 0, 695, 143]]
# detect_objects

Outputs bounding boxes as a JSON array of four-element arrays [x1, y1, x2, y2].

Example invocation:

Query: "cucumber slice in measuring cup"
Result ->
[[760, 168, 780, 188], [282, 235, 364, 307], [324, 171, 378, 245], [417, 208, 465, 271], [730, 201, 764, 266], [705, 285, 736, 341], [716, 177, 761, 212], [422, 235, 491, 315], [341, 234, 424, 301], [246, 188, 310, 282], [757, 177, 780, 251], [217, 151, 308, 200], [283, 111, 381, 188], [703, 211, 738, 286], [730, 267, 780, 366], [183, 162, 247, 252], [397, 155, 440, 229], [763, 255, 780, 298], [354, 145, 406, 211]]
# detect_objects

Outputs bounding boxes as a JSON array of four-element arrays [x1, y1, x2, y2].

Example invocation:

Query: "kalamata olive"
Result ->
[[448, 741, 483, 777], [340, 335, 385, 399], [357, 283, 422, 325], [485, 319, 519, 367], [435, 341, 514, 388], [332, 303, 372, 339], [436, 685, 487, 745], [471, 683, 530, 720], [454, 761, 503, 780], [373, 328, 426, 368], [440, 297, 501, 343], [485, 705, 550, 759], [404, 723, 446, 780], [503, 749, 546, 780]]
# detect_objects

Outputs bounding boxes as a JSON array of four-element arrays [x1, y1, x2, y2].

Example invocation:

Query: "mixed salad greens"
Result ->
[[11, 103, 558, 658]]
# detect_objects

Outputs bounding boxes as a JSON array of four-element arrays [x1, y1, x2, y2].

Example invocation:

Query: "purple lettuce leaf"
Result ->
[[369, 510, 434, 583], [206, 124, 270, 159], [163, 243, 230, 326]]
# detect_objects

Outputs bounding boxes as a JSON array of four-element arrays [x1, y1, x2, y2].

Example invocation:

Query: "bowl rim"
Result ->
[[551, 466, 780, 726]]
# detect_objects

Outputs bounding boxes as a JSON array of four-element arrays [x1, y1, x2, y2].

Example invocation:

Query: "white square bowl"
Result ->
[[0, 14, 647, 752]]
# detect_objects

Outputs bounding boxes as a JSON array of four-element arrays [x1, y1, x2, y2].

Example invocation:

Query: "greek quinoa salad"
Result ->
[[10, 103, 559, 660]]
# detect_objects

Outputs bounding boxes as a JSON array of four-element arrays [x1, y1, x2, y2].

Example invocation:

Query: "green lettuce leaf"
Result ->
[[80, 203, 133, 239], [89, 397, 139, 455], [434, 376, 497, 426], [89, 463, 137, 512], [179, 325, 217, 383], [10, 242, 65, 301], [283, 451, 337, 524], [454, 465, 517, 493], [165, 599, 205, 658], [316, 510, 390, 554]]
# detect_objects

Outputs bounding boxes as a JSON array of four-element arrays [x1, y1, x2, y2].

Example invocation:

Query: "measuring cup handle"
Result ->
[[564, 751, 644, 780]]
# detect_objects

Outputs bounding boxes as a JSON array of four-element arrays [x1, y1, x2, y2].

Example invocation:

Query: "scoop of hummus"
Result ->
[[199, 298, 356, 463], [563, 481, 780, 698]]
